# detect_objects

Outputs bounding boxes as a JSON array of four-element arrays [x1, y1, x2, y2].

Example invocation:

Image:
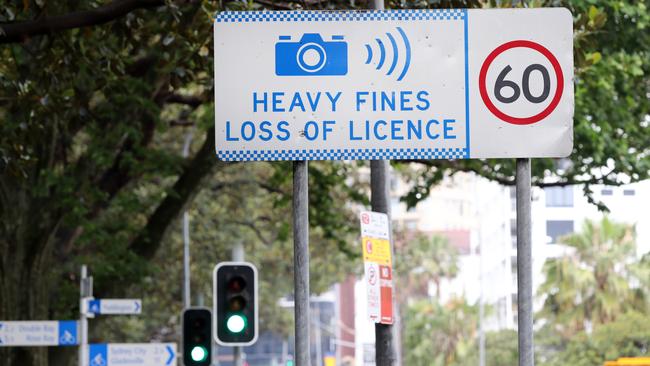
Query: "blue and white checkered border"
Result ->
[[215, 9, 465, 23], [217, 147, 468, 161]]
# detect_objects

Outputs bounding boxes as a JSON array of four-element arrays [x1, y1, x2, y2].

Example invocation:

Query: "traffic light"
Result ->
[[213, 262, 258, 346], [182, 308, 212, 366]]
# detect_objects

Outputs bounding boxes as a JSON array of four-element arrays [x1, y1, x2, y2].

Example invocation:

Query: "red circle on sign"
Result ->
[[478, 40, 564, 125]]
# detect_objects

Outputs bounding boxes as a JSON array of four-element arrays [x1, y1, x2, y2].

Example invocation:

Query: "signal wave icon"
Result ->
[[364, 27, 411, 81]]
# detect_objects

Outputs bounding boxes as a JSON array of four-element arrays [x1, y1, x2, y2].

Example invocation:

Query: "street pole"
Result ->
[[79, 265, 92, 366], [516, 158, 534, 366], [233, 243, 245, 366], [370, 161, 397, 366], [369, 0, 399, 363], [183, 131, 193, 310], [293, 160, 311, 366], [479, 238, 485, 366]]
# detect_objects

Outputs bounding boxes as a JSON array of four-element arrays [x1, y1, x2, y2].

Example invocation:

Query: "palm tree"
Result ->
[[396, 234, 459, 300], [537, 217, 647, 337]]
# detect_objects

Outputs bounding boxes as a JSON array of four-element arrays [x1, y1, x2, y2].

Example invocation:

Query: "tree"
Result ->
[[541, 312, 650, 366], [397, 0, 650, 211], [463, 329, 519, 366], [395, 233, 459, 300], [0, 3, 364, 366], [403, 297, 479, 366], [537, 217, 649, 338]]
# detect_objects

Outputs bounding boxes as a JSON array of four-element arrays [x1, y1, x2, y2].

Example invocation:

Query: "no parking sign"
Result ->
[[214, 8, 573, 160]]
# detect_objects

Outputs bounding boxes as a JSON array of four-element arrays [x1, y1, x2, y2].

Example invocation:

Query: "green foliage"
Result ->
[[463, 330, 519, 366], [541, 312, 650, 366], [403, 298, 479, 366], [397, 0, 650, 210], [0, 3, 366, 365], [537, 217, 649, 338], [395, 233, 459, 300]]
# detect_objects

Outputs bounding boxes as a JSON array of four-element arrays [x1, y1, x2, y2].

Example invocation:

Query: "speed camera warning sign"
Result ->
[[214, 8, 573, 160]]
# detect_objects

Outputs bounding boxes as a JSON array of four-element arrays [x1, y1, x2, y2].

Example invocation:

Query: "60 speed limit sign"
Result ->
[[214, 7, 573, 161]]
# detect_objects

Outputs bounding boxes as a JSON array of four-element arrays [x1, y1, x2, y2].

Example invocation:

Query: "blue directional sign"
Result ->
[[86, 299, 142, 315], [89, 343, 177, 366], [0, 320, 78, 347]]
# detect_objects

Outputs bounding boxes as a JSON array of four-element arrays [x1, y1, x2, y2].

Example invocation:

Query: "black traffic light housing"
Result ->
[[213, 261, 258, 346], [182, 308, 212, 366]]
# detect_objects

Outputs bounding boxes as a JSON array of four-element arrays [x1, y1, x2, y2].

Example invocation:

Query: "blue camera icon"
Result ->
[[275, 34, 348, 76]]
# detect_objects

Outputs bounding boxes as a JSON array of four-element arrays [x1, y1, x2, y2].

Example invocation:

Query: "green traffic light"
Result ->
[[190, 346, 208, 362], [226, 314, 247, 333]]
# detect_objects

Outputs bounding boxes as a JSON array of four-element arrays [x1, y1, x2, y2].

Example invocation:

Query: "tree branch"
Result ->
[[129, 127, 236, 259], [0, 0, 164, 44], [402, 159, 627, 188], [164, 93, 207, 108]]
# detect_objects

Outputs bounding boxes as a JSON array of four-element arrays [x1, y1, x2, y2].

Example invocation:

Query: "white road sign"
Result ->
[[89, 343, 177, 366], [360, 211, 390, 240], [86, 299, 142, 315], [214, 8, 573, 161], [0, 320, 78, 347]]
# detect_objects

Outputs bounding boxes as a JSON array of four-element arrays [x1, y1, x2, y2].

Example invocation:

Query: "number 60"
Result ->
[[494, 64, 550, 104]]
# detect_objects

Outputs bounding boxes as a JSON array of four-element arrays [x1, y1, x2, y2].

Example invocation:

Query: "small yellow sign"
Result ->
[[362, 236, 392, 265], [604, 358, 650, 366], [324, 356, 336, 366]]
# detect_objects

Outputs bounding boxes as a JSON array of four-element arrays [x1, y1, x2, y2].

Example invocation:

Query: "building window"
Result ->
[[623, 189, 636, 196], [601, 189, 613, 196], [546, 220, 574, 243], [545, 186, 573, 207]]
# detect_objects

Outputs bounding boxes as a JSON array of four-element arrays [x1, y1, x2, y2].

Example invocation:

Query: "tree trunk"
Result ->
[[0, 187, 60, 366], [0, 250, 54, 366]]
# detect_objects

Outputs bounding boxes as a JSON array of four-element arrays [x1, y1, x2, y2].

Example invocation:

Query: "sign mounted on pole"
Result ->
[[360, 211, 394, 324], [0, 320, 78, 347], [213, 8, 573, 161], [88, 343, 177, 366], [84, 299, 142, 315]]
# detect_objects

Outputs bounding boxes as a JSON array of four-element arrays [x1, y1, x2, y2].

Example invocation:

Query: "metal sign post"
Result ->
[[293, 160, 311, 366], [182, 131, 193, 311], [516, 158, 534, 366], [368, 0, 398, 361], [80, 265, 92, 366], [370, 162, 397, 366]]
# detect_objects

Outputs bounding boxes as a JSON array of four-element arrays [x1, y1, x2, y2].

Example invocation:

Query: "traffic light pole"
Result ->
[[516, 158, 534, 366], [293, 160, 311, 366], [232, 243, 244, 366]]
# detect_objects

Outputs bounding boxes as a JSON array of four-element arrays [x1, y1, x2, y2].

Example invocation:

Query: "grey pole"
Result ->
[[79, 265, 92, 366], [232, 243, 245, 366], [293, 160, 311, 366], [479, 237, 485, 366], [368, 0, 398, 363], [516, 158, 534, 366], [182, 131, 193, 310], [370, 160, 397, 366]]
